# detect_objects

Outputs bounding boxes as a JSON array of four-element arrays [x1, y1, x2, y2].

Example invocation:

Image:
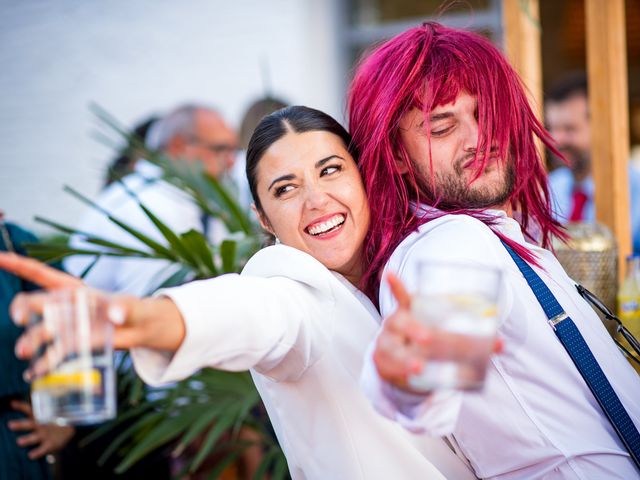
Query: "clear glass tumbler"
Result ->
[[408, 261, 502, 391], [30, 288, 116, 425]]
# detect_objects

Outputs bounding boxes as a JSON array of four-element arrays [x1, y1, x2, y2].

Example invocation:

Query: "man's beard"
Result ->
[[415, 158, 516, 210]]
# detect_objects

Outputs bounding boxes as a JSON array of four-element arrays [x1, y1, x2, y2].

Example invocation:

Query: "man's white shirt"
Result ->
[[362, 209, 640, 479], [65, 160, 228, 295]]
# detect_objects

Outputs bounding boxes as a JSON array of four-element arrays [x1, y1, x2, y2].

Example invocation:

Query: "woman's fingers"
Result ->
[[10, 292, 46, 327], [14, 322, 54, 361], [0, 252, 82, 289], [386, 272, 412, 310]]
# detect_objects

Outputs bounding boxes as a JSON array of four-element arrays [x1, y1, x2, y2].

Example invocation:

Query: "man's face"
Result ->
[[545, 94, 591, 178], [169, 110, 239, 179], [398, 92, 514, 210]]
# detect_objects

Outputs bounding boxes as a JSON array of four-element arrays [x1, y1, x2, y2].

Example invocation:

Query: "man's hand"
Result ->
[[7, 400, 75, 460], [373, 273, 503, 391]]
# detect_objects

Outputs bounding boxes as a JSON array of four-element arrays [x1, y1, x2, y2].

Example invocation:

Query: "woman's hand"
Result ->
[[373, 273, 503, 391], [0, 252, 186, 366], [7, 400, 75, 460]]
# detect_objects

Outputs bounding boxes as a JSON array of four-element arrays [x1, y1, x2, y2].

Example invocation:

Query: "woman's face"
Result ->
[[254, 130, 370, 284]]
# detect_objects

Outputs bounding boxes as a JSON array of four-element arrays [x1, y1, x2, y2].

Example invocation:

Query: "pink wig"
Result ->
[[347, 22, 566, 302]]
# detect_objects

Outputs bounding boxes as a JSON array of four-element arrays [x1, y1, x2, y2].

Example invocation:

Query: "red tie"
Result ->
[[569, 188, 588, 222]]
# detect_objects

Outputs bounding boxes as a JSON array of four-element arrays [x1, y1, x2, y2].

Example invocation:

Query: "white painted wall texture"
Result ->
[[0, 0, 345, 234]]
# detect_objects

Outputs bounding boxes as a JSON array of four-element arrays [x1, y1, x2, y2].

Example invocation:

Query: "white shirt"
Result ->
[[363, 210, 640, 480], [64, 160, 227, 295], [130, 245, 477, 480]]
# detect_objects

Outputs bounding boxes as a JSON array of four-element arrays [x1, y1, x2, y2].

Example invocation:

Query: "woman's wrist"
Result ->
[[131, 296, 185, 352]]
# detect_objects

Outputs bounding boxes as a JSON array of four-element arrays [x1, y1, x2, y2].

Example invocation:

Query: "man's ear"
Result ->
[[166, 135, 187, 157], [395, 155, 410, 175], [251, 204, 274, 235]]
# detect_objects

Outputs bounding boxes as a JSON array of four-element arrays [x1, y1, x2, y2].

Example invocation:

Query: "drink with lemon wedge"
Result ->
[[30, 289, 115, 425], [408, 261, 502, 392]]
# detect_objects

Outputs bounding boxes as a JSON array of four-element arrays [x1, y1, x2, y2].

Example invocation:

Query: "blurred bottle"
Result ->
[[619, 255, 640, 323], [618, 254, 640, 371]]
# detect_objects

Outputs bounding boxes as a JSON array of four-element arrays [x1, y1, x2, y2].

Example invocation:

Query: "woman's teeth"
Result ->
[[308, 214, 345, 236]]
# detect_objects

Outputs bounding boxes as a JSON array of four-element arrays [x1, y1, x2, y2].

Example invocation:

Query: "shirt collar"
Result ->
[[134, 159, 163, 180], [413, 202, 539, 248]]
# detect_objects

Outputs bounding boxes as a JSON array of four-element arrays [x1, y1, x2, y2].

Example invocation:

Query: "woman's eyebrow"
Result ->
[[268, 174, 296, 192], [315, 155, 344, 168]]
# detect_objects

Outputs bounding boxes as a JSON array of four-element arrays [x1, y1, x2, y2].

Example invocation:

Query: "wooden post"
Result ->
[[585, 0, 631, 281], [502, 0, 543, 118]]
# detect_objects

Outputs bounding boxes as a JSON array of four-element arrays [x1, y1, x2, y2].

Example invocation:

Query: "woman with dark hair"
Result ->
[[2, 106, 474, 479]]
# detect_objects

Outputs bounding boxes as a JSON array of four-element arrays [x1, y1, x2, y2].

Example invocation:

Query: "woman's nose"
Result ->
[[303, 185, 329, 210]]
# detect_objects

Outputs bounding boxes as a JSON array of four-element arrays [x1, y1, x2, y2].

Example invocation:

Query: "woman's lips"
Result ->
[[306, 213, 346, 237]]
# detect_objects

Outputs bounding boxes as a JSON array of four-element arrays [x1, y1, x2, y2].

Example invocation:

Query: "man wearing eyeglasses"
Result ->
[[64, 104, 239, 296]]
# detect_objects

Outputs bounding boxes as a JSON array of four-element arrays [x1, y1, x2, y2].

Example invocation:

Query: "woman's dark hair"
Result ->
[[246, 105, 355, 211]]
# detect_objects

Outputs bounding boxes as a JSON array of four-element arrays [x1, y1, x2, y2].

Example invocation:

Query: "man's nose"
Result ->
[[462, 119, 480, 152]]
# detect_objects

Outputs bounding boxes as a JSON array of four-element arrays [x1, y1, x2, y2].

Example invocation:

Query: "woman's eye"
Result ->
[[321, 165, 342, 176], [274, 185, 294, 197]]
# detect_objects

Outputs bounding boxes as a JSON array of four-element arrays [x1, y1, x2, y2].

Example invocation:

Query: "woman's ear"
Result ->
[[251, 204, 274, 235]]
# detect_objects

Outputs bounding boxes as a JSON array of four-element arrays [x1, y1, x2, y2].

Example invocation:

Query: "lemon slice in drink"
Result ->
[[32, 369, 101, 391]]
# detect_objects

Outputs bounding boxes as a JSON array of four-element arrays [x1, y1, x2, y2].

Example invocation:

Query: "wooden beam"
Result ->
[[585, 0, 631, 280], [501, 0, 543, 118]]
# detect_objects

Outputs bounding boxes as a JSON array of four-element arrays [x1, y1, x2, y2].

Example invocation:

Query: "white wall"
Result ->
[[0, 0, 345, 234]]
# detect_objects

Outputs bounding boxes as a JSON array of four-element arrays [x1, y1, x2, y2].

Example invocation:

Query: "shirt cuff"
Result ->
[[360, 343, 461, 436], [130, 287, 211, 386]]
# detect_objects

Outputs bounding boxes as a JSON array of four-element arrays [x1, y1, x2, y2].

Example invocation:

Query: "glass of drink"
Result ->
[[29, 288, 116, 425], [408, 261, 502, 392]]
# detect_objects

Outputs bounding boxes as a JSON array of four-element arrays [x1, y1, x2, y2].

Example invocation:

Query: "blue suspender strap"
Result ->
[[501, 240, 640, 471]]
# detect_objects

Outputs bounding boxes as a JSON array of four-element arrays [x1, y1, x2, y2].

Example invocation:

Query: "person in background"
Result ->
[[103, 116, 159, 188], [231, 96, 288, 208], [64, 104, 239, 295], [545, 72, 640, 253], [0, 213, 74, 479]]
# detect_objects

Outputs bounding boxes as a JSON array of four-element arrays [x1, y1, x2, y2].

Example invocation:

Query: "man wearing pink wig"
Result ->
[[350, 22, 640, 479]]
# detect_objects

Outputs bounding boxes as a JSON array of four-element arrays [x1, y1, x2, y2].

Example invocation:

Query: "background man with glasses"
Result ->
[[65, 104, 239, 295]]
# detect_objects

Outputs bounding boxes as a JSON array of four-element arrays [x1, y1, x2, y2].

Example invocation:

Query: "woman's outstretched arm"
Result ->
[[0, 252, 186, 357]]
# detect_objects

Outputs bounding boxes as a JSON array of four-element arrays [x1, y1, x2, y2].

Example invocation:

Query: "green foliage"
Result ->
[[27, 108, 287, 478]]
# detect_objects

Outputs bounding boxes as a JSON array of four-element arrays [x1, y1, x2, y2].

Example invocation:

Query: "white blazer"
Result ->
[[131, 245, 476, 480]]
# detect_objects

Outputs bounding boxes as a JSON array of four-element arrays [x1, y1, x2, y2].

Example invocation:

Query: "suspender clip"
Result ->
[[548, 312, 568, 330]]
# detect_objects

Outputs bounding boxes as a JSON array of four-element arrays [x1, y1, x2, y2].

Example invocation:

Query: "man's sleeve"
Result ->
[[360, 339, 462, 436]]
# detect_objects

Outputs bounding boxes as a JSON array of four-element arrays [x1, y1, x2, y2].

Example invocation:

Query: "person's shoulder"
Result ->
[[628, 163, 640, 183], [548, 166, 573, 189], [402, 213, 496, 247], [243, 245, 333, 282], [388, 214, 504, 271], [4, 222, 38, 245]]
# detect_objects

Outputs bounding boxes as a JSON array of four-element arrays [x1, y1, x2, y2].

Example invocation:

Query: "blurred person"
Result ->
[[0, 213, 74, 479], [545, 72, 640, 253], [231, 96, 288, 208], [103, 116, 159, 188], [2, 106, 479, 480], [631, 101, 640, 168], [64, 104, 239, 295]]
